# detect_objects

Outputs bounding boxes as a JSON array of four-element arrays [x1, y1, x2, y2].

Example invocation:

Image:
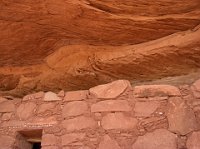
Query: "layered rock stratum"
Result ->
[[0, 0, 200, 96]]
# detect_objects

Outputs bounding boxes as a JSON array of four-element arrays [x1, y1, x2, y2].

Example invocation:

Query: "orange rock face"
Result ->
[[0, 0, 200, 97]]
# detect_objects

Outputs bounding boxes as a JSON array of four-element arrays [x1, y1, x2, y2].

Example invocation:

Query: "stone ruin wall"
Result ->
[[0, 79, 200, 149]]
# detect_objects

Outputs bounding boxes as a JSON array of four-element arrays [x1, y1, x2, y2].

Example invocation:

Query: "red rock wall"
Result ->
[[0, 79, 200, 149]]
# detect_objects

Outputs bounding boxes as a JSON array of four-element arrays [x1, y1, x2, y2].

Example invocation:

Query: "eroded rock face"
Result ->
[[0, 0, 199, 96]]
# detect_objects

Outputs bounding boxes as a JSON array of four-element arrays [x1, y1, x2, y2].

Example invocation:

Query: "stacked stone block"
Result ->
[[0, 79, 200, 149]]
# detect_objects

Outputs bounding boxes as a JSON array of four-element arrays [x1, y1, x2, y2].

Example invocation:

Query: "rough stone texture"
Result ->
[[186, 131, 200, 149], [62, 133, 85, 146], [167, 97, 198, 135], [98, 135, 121, 149], [132, 129, 178, 149], [1, 113, 12, 121], [101, 113, 138, 130], [0, 101, 15, 112], [0, 135, 15, 149], [16, 102, 37, 120], [2, 80, 200, 148], [91, 100, 131, 113], [191, 79, 200, 99], [134, 101, 160, 117], [44, 92, 61, 101], [134, 85, 181, 98], [42, 134, 57, 146], [62, 116, 97, 132], [64, 90, 88, 101], [0, 26, 200, 97], [62, 101, 88, 118], [23, 91, 44, 101], [89, 80, 129, 99], [37, 103, 56, 114]]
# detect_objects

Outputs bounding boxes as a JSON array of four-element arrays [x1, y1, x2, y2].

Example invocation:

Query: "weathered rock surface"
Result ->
[[64, 91, 88, 101], [62, 101, 88, 118], [132, 129, 178, 149], [134, 85, 181, 98], [0, 135, 15, 149], [37, 103, 56, 114], [42, 134, 57, 146], [62, 116, 97, 132], [0, 101, 15, 112], [89, 80, 129, 99], [191, 79, 200, 99], [0, 0, 200, 96], [98, 135, 121, 149], [91, 100, 131, 113], [134, 101, 160, 117], [101, 113, 138, 130], [167, 97, 198, 135], [186, 131, 200, 149], [16, 102, 37, 120], [44, 92, 61, 101], [61, 133, 85, 146]]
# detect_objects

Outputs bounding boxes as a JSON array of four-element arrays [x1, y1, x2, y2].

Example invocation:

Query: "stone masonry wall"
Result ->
[[0, 79, 200, 149]]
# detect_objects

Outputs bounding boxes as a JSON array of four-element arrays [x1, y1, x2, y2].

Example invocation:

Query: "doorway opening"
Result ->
[[15, 129, 43, 149]]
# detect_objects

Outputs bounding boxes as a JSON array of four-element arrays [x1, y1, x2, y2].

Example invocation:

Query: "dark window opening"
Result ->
[[16, 129, 43, 149], [32, 142, 41, 149]]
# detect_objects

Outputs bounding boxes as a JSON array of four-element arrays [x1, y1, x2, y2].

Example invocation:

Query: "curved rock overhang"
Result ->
[[0, 0, 200, 96]]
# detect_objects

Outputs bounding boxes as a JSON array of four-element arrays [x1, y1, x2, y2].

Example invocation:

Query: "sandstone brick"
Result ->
[[17, 102, 37, 120], [42, 134, 57, 146], [134, 85, 181, 98], [101, 113, 138, 130], [1, 113, 12, 121], [23, 91, 44, 101], [186, 131, 200, 149], [64, 90, 88, 101], [29, 116, 57, 126], [98, 135, 121, 149], [134, 101, 160, 117], [61, 133, 85, 146], [0, 135, 15, 149], [37, 103, 56, 114], [62, 116, 97, 132], [62, 101, 88, 118], [167, 97, 198, 135], [0, 100, 15, 112], [191, 79, 200, 98], [44, 91, 61, 101], [91, 100, 131, 113], [89, 80, 130, 99], [132, 129, 177, 149]]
